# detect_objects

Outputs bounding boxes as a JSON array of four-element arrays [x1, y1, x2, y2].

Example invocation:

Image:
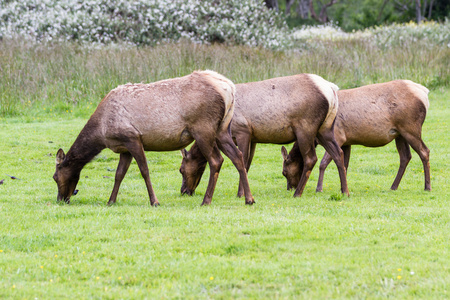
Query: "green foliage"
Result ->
[[285, 0, 450, 31], [328, 193, 344, 201], [331, 0, 400, 31]]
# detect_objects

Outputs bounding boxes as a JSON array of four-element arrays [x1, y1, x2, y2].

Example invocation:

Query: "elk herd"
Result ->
[[53, 70, 431, 206]]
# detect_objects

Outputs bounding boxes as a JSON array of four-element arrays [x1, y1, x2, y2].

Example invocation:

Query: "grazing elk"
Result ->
[[282, 80, 431, 192], [179, 74, 349, 198], [53, 70, 255, 206]]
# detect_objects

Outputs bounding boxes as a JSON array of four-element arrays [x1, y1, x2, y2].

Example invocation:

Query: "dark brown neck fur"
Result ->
[[288, 141, 303, 161], [62, 118, 105, 172]]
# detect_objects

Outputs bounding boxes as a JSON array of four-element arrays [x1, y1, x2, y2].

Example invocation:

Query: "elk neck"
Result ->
[[62, 118, 106, 172]]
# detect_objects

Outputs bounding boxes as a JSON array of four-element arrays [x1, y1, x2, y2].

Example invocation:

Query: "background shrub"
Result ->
[[292, 20, 450, 49], [0, 0, 292, 49]]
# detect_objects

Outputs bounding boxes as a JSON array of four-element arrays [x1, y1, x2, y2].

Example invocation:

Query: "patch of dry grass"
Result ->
[[1, 38, 448, 117]]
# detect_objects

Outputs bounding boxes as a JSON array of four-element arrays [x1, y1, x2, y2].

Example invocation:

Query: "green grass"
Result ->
[[0, 82, 448, 298]]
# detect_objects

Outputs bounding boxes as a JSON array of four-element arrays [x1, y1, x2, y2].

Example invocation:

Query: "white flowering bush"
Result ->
[[292, 20, 450, 49], [0, 0, 292, 49], [292, 23, 371, 41], [369, 21, 450, 48]]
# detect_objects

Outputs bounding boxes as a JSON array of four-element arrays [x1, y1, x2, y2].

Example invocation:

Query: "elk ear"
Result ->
[[281, 146, 289, 161], [180, 149, 188, 159], [56, 148, 66, 165]]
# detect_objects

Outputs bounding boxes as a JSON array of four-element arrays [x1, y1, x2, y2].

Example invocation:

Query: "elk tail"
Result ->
[[307, 74, 339, 132], [403, 80, 430, 111], [197, 70, 236, 131]]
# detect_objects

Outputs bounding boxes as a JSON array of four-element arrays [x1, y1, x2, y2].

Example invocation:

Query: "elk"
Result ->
[[179, 74, 349, 197], [53, 70, 255, 206], [282, 80, 431, 192]]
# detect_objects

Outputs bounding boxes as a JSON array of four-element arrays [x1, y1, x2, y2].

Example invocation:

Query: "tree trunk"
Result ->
[[428, 0, 434, 19], [264, 0, 279, 11], [296, 0, 310, 19], [286, 0, 295, 15], [377, 0, 390, 22], [415, 0, 422, 23], [309, 0, 337, 23], [422, 0, 428, 17]]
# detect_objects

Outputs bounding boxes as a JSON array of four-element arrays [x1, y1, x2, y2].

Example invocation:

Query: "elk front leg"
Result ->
[[234, 134, 252, 198], [317, 130, 349, 196], [316, 151, 332, 192], [342, 145, 351, 171], [203, 146, 224, 206], [194, 138, 224, 206], [108, 152, 133, 205], [317, 145, 350, 193], [294, 146, 317, 197]]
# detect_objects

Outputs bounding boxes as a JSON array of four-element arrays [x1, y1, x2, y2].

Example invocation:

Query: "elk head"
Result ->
[[53, 149, 80, 203], [281, 146, 302, 191], [179, 148, 207, 196]]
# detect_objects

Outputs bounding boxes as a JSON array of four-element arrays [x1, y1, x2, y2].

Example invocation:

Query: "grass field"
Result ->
[[0, 87, 448, 299], [0, 38, 449, 298]]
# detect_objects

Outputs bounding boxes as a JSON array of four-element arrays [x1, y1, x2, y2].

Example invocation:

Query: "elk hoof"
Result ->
[[245, 197, 255, 205], [152, 201, 160, 207], [181, 189, 193, 196], [237, 188, 244, 198]]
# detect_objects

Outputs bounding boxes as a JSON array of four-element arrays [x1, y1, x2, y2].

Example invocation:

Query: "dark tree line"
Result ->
[[266, 0, 339, 22], [264, 0, 450, 29]]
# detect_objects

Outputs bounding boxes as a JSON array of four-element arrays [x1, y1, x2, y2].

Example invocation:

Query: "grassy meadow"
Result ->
[[0, 38, 449, 298]]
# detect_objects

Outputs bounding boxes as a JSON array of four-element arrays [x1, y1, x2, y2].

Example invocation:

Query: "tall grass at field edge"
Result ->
[[1, 38, 448, 117]]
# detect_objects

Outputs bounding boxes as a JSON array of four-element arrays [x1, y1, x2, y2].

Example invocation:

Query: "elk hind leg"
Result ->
[[400, 132, 431, 191], [391, 136, 412, 190], [217, 132, 255, 205]]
